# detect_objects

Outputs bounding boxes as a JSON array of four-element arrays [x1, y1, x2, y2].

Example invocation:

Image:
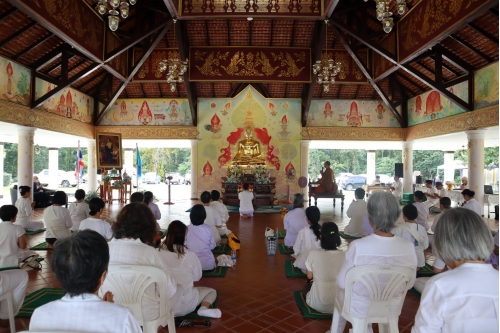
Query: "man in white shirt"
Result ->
[[423, 180, 439, 211], [390, 175, 403, 202], [30, 230, 142, 333], [209, 190, 231, 236], [413, 191, 430, 230], [200, 191, 222, 245], [370, 175, 381, 186]]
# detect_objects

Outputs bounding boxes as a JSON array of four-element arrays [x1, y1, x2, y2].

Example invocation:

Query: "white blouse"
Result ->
[[210, 201, 229, 224], [68, 201, 90, 232], [79, 217, 113, 239], [0, 222, 25, 268], [412, 263, 499, 333], [293, 226, 321, 271], [14, 197, 33, 228], [392, 222, 429, 267], [345, 200, 368, 237], [463, 198, 483, 216], [413, 202, 430, 231], [43, 205, 72, 239]]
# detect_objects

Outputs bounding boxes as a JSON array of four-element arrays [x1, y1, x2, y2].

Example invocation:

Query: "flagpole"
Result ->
[[136, 143, 139, 191]]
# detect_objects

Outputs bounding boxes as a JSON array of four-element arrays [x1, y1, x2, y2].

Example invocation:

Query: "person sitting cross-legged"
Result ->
[[44, 191, 73, 246], [209, 190, 231, 236], [413, 191, 430, 231], [185, 204, 217, 271], [283, 193, 308, 247], [29, 230, 142, 333], [200, 191, 222, 245], [293, 206, 322, 274], [79, 198, 112, 241], [14, 186, 44, 231], [69, 189, 90, 232], [344, 188, 368, 237]]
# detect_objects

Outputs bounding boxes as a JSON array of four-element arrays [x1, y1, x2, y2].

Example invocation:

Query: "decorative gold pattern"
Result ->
[[406, 105, 499, 141], [0, 99, 94, 138], [301, 127, 406, 141], [96, 126, 199, 139]]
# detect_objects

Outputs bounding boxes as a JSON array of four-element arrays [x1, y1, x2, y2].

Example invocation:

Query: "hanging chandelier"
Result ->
[[96, 0, 136, 32], [158, 20, 188, 92], [364, 0, 407, 33], [312, 20, 341, 93]]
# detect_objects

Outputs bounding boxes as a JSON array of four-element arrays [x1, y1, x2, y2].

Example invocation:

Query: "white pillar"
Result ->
[[48, 148, 59, 189], [466, 129, 487, 212], [443, 151, 455, 183], [17, 127, 36, 199], [190, 140, 198, 200], [0, 142, 4, 199], [300, 140, 310, 200], [366, 150, 376, 184], [402, 141, 413, 193], [87, 139, 97, 191], [124, 148, 134, 170]]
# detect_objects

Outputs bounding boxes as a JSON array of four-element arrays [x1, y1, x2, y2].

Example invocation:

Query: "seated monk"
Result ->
[[311, 161, 336, 194]]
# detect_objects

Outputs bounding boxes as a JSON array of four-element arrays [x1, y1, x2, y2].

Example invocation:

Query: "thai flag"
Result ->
[[74, 141, 84, 179]]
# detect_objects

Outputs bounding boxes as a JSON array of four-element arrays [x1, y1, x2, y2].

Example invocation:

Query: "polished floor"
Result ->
[[11, 193, 499, 333]]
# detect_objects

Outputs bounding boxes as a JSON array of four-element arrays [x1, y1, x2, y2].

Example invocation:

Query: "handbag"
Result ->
[[227, 233, 241, 250]]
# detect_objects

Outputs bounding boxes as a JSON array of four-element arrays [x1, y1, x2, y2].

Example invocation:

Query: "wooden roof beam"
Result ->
[[13, 33, 53, 60], [449, 34, 494, 62], [0, 7, 17, 23], [0, 21, 36, 49], [467, 22, 499, 45]]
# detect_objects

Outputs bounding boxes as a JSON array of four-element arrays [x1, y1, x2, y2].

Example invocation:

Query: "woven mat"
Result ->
[[284, 259, 306, 278], [278, 243, 294, 255], [29, 242, 52, 251], [25, 229, 46, 236], [417, 263, 436, 277], [293, 291, 332, 319], [182, 296, 218, 319], [17, 288, 65, 317], [277, 231, 286, 239], [339, 231, 362, 240], [202, 266, 227, 278], [408, 288, 422, 299], [211, 243, 228, 254]]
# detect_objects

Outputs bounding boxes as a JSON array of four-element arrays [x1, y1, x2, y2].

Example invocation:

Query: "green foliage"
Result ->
[[375, 150, 402, 175], [3, 173, 12, 186], [413, 150, 444, 180], [84, 190, 100, 204], [17, 73, 28, 96], [133, 148, 191, 177], [309, 149, 366, 179]]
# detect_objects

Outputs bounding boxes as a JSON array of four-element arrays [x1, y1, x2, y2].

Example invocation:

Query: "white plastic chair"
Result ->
[[0, 291, 16, 333], [330, 265, 415, 333], [105, 265, 176, 333]]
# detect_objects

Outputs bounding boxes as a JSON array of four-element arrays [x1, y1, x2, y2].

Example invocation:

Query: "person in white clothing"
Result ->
[[461, 189, 483, 216], [390, 175, 403, 202], [304, 222, 345, 314], [413, 191, 430, 231], [393, 205, 429, 268], [43, 191, 72, 246], [144, 191, 161, 220], [14, 186, 44, 231], [79, 198, 112, 241], [210, 190, 232, 236], [459, 176, 469, 190], [293, 206, 322, 273], [428, 182, 447, 213], [344, 188, 368, 237], [283, 193, 308, 247], [428, 197, 451, 246], [30, 230, 142, 333], [200, 191, 222, 245], [423, 179, 439, 210], [68, 189, 90, 232], [158, 221, 221, 318], [238, 183, 254, 218], [100, 203, 181, 326], [0, 270, 28, 328], [412, 208, 499, 333], [331, 192, 417, 333]]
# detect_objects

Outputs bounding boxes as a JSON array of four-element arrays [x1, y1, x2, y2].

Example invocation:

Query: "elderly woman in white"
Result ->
[[329, 192, 417, 333], [412, 208, 499, 333], [461, 189, 483, 216], [283, 193, 308, 247]]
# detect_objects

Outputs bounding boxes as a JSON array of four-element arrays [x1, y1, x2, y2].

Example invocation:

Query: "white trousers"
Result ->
[[16, 220, 45, 231], [0, 270, 29, 319]]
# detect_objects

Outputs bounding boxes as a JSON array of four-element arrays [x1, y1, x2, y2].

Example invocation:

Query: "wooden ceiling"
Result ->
[[0, 0, 498, 127]]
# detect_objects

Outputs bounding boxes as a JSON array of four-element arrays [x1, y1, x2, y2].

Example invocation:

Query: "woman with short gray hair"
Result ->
[[283, 193, 308, 247], [412, 208, 499, 333], [331, 192, 417, 333]]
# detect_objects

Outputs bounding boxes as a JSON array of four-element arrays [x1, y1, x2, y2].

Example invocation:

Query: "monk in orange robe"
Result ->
[[312, 161, 336, 193]]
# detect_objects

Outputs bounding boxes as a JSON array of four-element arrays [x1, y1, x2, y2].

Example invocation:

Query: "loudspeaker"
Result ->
[[97, 169, 102, 175], [416, 176, 423, 184], [394, 163, 403, 178]]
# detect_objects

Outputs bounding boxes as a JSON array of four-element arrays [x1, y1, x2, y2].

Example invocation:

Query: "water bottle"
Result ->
[[231, 248, 237, 265]]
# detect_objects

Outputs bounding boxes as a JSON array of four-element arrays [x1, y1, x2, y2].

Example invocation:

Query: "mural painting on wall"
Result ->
[[408, 81, 468, 126], [197, 85, 301, 200], [35, 79, 94, 124], [306, 100, 400, 127], [99, 98, 192, 126], [0, 56, 31, 106], [474, 62, 499, 109]]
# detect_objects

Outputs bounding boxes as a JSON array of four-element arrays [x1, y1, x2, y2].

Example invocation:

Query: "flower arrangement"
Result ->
[[102, 175, 111, 183], [112, 180, 124, 187], [84, 190, 100, 204], [123, 175, 132, 182]]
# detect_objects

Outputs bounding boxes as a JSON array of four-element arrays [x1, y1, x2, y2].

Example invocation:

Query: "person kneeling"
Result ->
[[29, 230, 142, 333], [158, 221, 221, 318], [293, 206, 322, 274], [344, 188, 367, 237]]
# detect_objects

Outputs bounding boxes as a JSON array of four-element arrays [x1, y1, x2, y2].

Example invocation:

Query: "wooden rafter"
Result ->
[[467, 22, 498, 45], [0, 21, 36, 49], [0, 7, 17, 23], [13, 33, 53, 59], [449, 34, 493, 61]]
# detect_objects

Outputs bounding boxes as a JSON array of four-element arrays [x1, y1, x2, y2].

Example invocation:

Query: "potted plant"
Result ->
[[102, 175, 111, 183], [84, 190, 100, 204], [123, 175, 132, 183]]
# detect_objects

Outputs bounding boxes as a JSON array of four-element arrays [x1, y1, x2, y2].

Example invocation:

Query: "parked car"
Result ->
[[166, 172, 184, 185], [336, 172, 353, 187], [82, 174, 102, 184], [142, 172, 161, 184], [340, 175, 367, 191], [35, 169, 78, 188], [184, 170, 191, 185]]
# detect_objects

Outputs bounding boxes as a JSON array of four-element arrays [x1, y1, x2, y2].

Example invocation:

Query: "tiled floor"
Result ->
[[11, 194, 498, 333]]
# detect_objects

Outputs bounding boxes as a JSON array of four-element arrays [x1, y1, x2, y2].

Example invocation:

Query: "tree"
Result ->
[[413, 150, 444, 180]]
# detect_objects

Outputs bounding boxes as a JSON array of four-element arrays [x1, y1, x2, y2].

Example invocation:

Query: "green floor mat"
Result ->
[[339, 231, 362, 240], [278, 243, 294, 255], [29, 242, 52, 250], [285, 259, 306, 278], [202, 266, 227, 278], [278, 231, 286, 239], [293, 291, 332, 319], [408, 288, 421, 299], [25, 229, 46, 236], [211, 243, 229, 254], [0, 266, 19, 271], [182, 296, 218, 319], [17, 288, 65, 317], [221, 234, 228, 239], [417, 263, 436, 277]]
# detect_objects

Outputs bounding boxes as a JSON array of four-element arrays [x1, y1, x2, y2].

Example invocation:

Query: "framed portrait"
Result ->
[[96, 133, 123, 169]]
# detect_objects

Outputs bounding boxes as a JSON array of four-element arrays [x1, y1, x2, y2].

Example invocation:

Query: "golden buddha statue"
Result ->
[[233, 128, 265, 164]]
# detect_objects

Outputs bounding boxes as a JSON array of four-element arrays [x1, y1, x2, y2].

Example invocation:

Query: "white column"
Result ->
[[466, 129, 487, 212], [17, 127, 36, 199], [443, 151, 455, 183], [48, 148, 59, 189], [124, 148, 134, 170], [87, 139, 97, 191], [0, 142, 4, 199], [190, 140, 198, 200], [366, 150, 376, 183], [300, 140, 310, 200], [402, 141, 413, 193]]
